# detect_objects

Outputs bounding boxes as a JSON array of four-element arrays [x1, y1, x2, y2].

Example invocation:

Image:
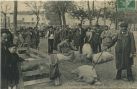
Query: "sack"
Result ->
[[72, 65, 97, 84], [57, 53, 70, 61], [82, 43, 93, 58], [57, 51, 74, 61], [93, 52, 114, 64]]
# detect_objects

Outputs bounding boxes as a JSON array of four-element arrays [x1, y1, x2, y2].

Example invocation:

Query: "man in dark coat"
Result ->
[[1, 30, 12, 89], [75, 24, 86, 54], [73, 28, 80, 50], [46, 26, 55, 53], [7, 44, 24, 88], [92, 25, 102, 53], [54, 28, 61, 50], [113, 22, 136, 81], [25, 28, 32, 49], [33, 28, 40, 49]]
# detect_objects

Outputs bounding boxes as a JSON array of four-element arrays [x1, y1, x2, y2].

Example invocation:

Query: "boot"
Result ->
[[116, 69, 122, 80], [54, 77, 61, 86], [127, 68, 134, 82]]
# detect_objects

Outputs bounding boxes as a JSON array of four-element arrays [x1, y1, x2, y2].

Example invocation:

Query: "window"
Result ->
[[22, 18, 24, 21], [32, 18, 34, 21], [42, 18, 45, 21]]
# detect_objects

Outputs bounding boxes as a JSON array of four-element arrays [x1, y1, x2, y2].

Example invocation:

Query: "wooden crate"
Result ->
[[18, 48, 50, 88]]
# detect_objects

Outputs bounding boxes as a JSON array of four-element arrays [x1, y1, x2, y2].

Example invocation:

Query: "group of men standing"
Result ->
[[46, 24, 104, 54], [46, 22, 136, 83], [17, 27, 40, 49]]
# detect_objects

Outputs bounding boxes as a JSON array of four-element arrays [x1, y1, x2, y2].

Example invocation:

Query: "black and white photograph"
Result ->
[[1, 0, 137, 89]]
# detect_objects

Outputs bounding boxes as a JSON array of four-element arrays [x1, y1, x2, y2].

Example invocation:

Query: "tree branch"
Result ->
[[0, 2, 10, 14]]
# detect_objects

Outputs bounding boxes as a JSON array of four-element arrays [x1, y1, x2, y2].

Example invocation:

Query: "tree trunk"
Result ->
[[134, 24, 136, 31], [115, 1, 118, 30], [13, 1, 18, 34], [4, 13, 7, 29], [92, 0, 94, 25], [58, 12, 62, 26], [60, 11, 66, 28], [62, 11, 66, 28], [35, 15, 40, 28], [87, 0, 92, 26], [96, 9, 101, 25], [103, 0, 106, 25], [104, 8, 106, 25], [60, 12, 63, 28]]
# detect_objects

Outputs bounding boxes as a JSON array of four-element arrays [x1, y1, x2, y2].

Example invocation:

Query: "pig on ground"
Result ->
[[93, 52, 114, 64], [71, 65, 98, 84], [82, 43, 114, 64]]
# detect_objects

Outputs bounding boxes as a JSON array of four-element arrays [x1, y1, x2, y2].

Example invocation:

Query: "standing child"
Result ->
[[8, 44, 24, 89]]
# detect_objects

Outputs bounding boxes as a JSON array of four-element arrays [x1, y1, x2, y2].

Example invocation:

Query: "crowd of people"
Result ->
[[15, 27, 40, 49], [46, 24, 105, 54], [1, 23, 108, 88], [1, 21, 137, 88], [9, 23, 113, 54]]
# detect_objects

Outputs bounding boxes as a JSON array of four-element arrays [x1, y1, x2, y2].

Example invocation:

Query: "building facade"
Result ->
[[9, 11, 47, 29], [1, 11, 47, 30]]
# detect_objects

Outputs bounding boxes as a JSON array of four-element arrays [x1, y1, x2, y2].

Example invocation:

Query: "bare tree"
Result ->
[[70, 7, 88, 27], [24, 1, 43, 28], [0, 2, 11, 29], [44, 1, 76, 27], [95, 8, 102, 25]]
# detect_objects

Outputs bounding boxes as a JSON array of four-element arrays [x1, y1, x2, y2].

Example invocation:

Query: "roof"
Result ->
[[10, 11, 44, 15]]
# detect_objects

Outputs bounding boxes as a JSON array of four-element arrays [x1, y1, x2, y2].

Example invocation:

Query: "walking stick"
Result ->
[[92, 47, 110, 69]]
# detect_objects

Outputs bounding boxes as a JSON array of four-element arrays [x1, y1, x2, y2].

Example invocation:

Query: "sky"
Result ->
[[1, 1, 33, 12], [0, 1, 106, 12]]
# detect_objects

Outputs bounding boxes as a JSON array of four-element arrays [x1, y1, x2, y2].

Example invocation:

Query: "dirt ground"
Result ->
[[25, 31, 137, 89]]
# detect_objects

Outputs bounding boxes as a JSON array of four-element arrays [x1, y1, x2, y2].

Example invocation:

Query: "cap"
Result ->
[[120, 22, 128, 27], [8, 44, 17, 48], [78, 24, 82, 27]]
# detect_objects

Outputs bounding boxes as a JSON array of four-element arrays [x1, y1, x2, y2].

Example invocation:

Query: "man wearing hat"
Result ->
[[46, 26, 55, 53], [92, 25, 102, 53], [113, 22, 136, 81], [1, 29, 13, 89], [101, 25, 114, 51], [73, 24, 85, 54]]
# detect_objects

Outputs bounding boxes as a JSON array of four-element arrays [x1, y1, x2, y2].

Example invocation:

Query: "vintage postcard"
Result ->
[[1, 0, 137, 89]]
